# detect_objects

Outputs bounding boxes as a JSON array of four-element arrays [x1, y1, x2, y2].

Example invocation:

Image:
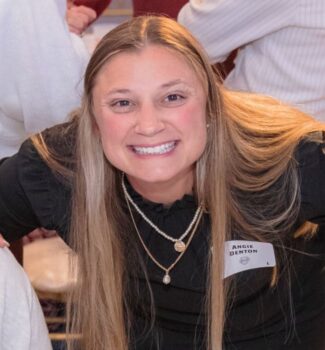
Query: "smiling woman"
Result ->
[[92, 45, 207, 203], [0, 16, 325, 350]]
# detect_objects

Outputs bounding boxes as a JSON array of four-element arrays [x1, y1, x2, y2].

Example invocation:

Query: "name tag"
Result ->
[[224, 240, 276, 278]]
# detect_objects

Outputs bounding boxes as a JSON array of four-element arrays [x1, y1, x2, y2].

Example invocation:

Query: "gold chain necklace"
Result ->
[[124, 190, 203, 285], [122, 174, 202, 253]]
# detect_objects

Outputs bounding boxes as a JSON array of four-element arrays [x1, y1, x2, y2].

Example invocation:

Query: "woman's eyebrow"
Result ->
[[104, 80, 192, 97], [104, 88, 131, 97], [160, 79, 189, 89]]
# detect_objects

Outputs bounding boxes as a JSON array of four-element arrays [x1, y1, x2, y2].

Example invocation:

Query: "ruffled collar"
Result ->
[[124, 178, 197, 214]]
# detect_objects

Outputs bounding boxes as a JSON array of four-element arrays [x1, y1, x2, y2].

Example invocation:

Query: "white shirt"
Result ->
[[0, 0, 90, 158], [178, 0, 325, 121], [0, 248, 52, 350]]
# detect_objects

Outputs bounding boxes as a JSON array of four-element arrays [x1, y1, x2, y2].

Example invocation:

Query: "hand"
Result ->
[[22, 228, 58, 245], [0, 234, 10, 248], [66, 5, 97, 35]]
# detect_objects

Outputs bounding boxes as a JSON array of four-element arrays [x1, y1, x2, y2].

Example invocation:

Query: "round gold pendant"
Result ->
[[174, 240, 186, 252]]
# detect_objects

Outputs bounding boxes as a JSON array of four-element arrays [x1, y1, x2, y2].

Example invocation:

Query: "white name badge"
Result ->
[[224, 240, 276, 278]]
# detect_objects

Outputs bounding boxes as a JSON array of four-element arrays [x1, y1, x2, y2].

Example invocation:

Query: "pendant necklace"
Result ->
[[124, 189, 203, 285], [122, 174, 202, 252]]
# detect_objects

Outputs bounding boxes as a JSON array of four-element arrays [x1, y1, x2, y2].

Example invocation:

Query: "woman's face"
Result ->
[[92, 45, 207, 200]]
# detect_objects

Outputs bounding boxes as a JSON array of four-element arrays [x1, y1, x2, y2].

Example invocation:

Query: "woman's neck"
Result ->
[[127, 174, 194, 205]]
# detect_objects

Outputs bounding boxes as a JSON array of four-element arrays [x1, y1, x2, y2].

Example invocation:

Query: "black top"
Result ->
[[0, 124, 324, 350]]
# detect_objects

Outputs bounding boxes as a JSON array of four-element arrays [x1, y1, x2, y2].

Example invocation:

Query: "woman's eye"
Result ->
[[109, 99, 134, 112], [112, 100, 130, 107], [165, 94, 184, 102]]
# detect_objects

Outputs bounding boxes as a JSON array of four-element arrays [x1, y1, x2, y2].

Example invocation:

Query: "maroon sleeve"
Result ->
[[133, 0, 188, 19]]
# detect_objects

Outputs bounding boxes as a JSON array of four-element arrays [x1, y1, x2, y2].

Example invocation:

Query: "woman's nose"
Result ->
[[134, 104, 165, 136]]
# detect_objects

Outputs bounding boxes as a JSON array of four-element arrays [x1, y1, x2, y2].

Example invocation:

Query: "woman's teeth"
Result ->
[[133, 141, 176, 155]]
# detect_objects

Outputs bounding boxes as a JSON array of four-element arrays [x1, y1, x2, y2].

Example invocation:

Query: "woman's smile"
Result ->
[[130, 141, 178, 156]]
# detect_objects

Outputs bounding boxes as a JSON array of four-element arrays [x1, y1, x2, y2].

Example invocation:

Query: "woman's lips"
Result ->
[[131, 141, 177, 155]]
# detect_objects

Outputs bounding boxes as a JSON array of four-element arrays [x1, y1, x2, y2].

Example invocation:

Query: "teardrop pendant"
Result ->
[[174, 240, 186, 252], [162, 273, 171, 285]]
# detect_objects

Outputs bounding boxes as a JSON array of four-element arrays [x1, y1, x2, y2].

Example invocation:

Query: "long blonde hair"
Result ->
[[32, 16, 325, 350]]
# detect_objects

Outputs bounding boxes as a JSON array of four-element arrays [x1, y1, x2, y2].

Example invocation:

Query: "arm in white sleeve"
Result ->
[[0, 248, 52, 350], [178, 0, 297, 63], [0, 0, 90, 157]]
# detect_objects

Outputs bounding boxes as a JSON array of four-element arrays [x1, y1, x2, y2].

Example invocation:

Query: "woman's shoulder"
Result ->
[[12, 118, 77, 163], [40, 118, 77, 158], [17, 118, 77, 184], [295, 131, 325, 167], [296, 132, 325, 224]]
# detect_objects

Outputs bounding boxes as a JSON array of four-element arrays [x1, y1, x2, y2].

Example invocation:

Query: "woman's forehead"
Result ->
[[94, 44, 207, 93]]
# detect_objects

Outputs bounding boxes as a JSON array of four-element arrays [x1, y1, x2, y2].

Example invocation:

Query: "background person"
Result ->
[[178, 0, 325, 121], [0, 248, 52, 350], [0, 0, 89, 158], [66, 0, 188, 34]]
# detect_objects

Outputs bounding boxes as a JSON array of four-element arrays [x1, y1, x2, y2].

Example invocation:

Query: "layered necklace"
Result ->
[[122, 175, 203, 285], [122, 176, 202, 252]]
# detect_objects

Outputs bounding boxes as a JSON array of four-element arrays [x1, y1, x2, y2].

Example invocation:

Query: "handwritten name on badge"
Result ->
[[224, 240, 276, 278]]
